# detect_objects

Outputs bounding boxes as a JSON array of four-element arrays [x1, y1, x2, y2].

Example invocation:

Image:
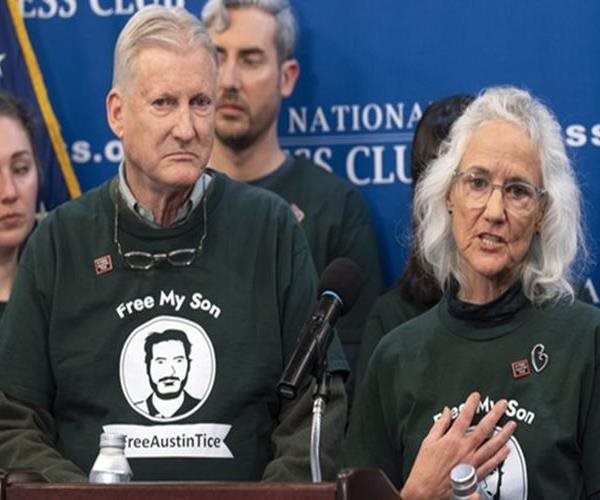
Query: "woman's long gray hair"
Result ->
[[413, 86, 585, 305]]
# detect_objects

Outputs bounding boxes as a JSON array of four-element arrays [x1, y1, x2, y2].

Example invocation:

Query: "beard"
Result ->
[[215, 124, 263, 152], [215, 89, 278, 152], [150, 373, 189, 400]]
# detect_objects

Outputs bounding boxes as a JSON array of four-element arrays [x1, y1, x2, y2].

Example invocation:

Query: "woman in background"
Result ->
[[0, 92, 39, 313], [355, 95, 472, 386]]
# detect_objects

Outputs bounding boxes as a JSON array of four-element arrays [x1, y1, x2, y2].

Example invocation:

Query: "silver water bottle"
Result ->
[[450, 463, 491, 500], [89, 432, 133, 483]]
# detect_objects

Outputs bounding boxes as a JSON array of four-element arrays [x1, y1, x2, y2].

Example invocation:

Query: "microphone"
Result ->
[[277, 258, 364, 400]]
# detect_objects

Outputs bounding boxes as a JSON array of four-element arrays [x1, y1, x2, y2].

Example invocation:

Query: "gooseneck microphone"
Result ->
[[277, 257, 364, 400]]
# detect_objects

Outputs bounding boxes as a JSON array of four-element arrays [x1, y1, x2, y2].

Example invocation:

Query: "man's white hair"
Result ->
[[112, 6, 217, 90]]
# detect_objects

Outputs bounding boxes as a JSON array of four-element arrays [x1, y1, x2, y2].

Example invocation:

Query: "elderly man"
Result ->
[[201, 0, 382, 383], [0, 6, 346, 482]]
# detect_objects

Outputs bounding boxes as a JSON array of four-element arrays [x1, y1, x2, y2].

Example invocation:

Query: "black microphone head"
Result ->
[[317, 258, 364, 315]]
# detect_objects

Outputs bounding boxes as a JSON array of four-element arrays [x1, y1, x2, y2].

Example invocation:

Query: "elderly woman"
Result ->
[[344, 87, 600, 499], [0, 92, 39, 314]]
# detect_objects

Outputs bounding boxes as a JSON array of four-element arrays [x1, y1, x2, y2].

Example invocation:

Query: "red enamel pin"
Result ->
[[511, 358, 531, 379], [289, 203, 305, 223], [94, 255, 113, 275]]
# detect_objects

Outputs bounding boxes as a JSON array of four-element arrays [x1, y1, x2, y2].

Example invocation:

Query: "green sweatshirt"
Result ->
[[0, 172, 347, 482], [253, 156, 382, 346], [355, 288, 430, 389], [345, 295, 600, 499]]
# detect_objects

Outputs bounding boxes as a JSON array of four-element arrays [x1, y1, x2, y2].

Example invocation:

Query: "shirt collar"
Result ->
[[117, 161, 211, 227], [248, 155, 294, 188], [446, 278, 529, 327]]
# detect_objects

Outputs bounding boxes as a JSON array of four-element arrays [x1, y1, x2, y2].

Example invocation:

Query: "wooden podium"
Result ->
[[0, 468, 400, 500]]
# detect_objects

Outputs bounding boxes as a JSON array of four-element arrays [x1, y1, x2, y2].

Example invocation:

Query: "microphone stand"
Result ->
[[310, 330, 331, 483]]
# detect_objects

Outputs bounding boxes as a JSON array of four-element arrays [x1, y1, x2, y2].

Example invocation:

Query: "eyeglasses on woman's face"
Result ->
[[452, 169, 545, 215]]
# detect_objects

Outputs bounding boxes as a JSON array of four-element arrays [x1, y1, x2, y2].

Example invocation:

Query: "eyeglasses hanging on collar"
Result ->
[[113, 189, 208, 270]]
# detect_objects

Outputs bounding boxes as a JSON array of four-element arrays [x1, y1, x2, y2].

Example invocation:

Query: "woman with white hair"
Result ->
[[344, 86, 600, 499]]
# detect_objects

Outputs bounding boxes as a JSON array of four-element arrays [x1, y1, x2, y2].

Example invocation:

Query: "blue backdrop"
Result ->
[[5, 0, 599, 301]]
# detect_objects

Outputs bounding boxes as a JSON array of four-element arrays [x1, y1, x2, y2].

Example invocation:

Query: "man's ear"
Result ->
[[106, 89, 125, 138], [279, 58, 300, 98]]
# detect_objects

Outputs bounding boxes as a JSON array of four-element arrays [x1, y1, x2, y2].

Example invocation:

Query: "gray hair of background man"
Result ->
[[413, 86, 586, 306], [201, 0, 297, 62], [112, 6, 218, 90]]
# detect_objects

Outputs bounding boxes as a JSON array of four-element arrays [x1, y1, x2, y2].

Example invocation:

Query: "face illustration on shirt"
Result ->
[[121, 316, 216, 423], [147, 339, 190, 400]]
